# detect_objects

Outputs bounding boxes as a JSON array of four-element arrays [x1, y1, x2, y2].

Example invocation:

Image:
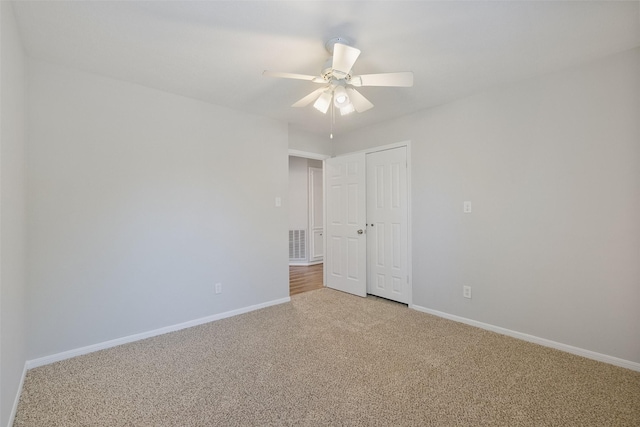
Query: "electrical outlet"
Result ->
[[215, 283, 222, 294], [463, 286, 471, 299], [463, 201, 472, 213]]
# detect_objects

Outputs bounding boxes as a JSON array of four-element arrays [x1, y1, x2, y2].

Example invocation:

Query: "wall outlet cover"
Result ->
[[463, 286, 472, 299]]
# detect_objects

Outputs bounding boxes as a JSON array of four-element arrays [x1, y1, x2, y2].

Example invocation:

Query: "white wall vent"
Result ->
[[289, 230, 306, 260]]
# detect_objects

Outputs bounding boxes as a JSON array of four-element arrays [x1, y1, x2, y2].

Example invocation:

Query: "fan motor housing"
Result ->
[[321, 58, 352, 82]]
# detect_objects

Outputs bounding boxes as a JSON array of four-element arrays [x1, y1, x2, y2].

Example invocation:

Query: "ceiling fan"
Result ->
[[263, 37, 413, 116]]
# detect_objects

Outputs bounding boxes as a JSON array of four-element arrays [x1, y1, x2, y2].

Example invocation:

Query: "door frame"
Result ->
[[327, 141, 413, 306], [287, 149, 330, 275]]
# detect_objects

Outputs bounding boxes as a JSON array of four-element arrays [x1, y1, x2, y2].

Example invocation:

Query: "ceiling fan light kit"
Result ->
[[333, 85, 349, 107], [263, 37, 413, 136], [313, 91, 333, 114], [339, 103, 355, 116]]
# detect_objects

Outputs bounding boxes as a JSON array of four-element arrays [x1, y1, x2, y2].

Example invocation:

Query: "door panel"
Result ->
[[325, 153, 367, 297], [366, 147, 408, 303]]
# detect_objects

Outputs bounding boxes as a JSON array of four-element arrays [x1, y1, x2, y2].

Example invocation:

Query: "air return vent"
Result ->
[[289, 230, 306, 260]]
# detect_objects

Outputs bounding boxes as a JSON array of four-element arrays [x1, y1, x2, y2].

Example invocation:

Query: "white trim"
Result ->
[[333, 140, 412, 157], [288, 149, 330, 160], [7, 362, 28, 427], [289, 261, 323, 267], [404, 142, 413, 307], [411, 305, 640, 372], [322, 161, 327, 289], [26, 297, 290, 369], [308, 166, 324, 263]]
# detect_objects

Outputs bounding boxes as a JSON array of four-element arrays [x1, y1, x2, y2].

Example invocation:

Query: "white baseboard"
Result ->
[[289, 260, 323, 266], [410, 304, 640, 372], [8, 362, 28, 427], [26, 296, 291, 370]]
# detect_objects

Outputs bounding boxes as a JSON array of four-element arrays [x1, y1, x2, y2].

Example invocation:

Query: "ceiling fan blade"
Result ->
[[263, 70, 320, 81], [346, 88, 374, 113], [332, 43, 361, 77], [292, 88, 326, 107], [351, 72, 414, 87]]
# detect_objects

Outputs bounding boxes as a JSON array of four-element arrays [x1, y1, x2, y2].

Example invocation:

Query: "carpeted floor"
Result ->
[[14, 288, 640, 426]]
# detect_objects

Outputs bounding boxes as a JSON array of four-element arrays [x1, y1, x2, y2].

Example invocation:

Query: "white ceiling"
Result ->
[[11, 1, 640, 136]]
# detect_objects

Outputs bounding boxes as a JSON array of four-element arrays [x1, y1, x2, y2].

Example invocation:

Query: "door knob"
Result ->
[[357, 229, 364, 234]]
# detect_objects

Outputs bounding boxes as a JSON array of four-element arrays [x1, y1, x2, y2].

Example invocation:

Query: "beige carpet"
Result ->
[[14, 288, 640, 426]]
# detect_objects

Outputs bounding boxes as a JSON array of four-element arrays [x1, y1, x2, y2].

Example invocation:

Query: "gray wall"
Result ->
[[26, 59, 290, 359], [288, 125, 333, 156], [288, 156, 323, 232], [0, 2, 28, 425], [335, 48, 640, 363], [288, 156, 310, 231]]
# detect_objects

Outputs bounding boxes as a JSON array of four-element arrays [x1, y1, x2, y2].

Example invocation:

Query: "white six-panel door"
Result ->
[[366, 147, 408, 303], [324, 153, 367, 297]]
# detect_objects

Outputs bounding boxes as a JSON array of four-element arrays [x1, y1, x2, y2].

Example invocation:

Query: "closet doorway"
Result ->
[[324, 143, 411, 305]]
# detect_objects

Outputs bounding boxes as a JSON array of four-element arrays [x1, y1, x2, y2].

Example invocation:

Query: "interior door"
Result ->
[[325, 153, 367, 297], [366, 147, 409, 303]]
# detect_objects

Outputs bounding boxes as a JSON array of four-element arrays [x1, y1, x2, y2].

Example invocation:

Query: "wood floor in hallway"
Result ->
[[289, 264, 324, 296]]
